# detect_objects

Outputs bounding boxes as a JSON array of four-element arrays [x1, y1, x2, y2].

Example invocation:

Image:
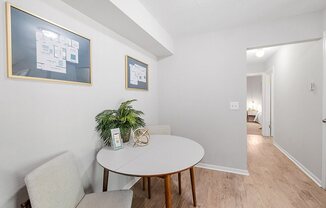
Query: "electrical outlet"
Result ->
[[310, 82, 316, 91], [230, 102, 239, 110]]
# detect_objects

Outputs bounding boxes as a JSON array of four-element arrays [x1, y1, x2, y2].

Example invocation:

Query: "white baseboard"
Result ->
[[122, 177, 141, 190], [196, 163, 249, 176], [122, 144, 321, 188], [121, 164, 249, 190], [273, 142, 322, 187]]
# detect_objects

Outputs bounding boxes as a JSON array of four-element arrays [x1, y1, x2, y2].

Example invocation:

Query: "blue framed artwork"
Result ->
[[6, 3, 91, 85], [125, 55, 148, 90]]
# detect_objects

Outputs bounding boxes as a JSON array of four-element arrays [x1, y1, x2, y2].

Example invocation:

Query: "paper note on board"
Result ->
[[36, 29, 80, 73], [136, 65, 146, 83], [66, 47, 79, 64], [129, 64, 139, 85], [129, 63, 147, 86], [71, 40, 79, 49]]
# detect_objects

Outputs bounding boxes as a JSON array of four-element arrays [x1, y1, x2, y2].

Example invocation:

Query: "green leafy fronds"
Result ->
[[95, 99, 145, 145]]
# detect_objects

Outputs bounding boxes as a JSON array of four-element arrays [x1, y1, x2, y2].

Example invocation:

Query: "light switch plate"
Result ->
[[230, 102, 239, 110]]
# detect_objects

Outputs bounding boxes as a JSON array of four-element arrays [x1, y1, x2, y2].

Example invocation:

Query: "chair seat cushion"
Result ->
[[77, 190, 133, 208]]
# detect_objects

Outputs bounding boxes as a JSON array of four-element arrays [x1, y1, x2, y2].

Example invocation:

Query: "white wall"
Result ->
[[323, 9, 326, 30], [247, 62, 266, 74], [267, 40, 323, 183], [159, 31, 248, 170], [0, 0, 160, 207], [247, 76, 262, 112], [158, 11, 324, 171]]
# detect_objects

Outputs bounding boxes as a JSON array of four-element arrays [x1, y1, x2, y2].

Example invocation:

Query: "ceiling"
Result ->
[[61, 0, 174, 58], [246, 46, 280, 64], [139, 0, 326, 37]]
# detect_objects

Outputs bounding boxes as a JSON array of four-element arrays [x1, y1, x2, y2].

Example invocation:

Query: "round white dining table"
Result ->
[[97, 135, 205, 208]]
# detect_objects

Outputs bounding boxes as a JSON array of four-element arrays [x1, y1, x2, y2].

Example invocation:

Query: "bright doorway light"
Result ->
[[255, 49, 265, 58]]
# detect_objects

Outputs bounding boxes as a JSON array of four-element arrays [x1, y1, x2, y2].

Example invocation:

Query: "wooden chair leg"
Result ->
[[190, 167, 197, 206], [148, 177, 151, 199], [142, 177, 146, 190], [178, 172, 182, 195]]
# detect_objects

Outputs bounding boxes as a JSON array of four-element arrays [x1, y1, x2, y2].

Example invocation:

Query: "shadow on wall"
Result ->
[[3, 186, 29, 208], [82, 151, 103, 194], [81, 152, 135, 193]]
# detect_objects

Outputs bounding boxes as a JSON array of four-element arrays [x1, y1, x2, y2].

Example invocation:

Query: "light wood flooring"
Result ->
[[247, 122, 262, 135], [131, 135, 326, 208]]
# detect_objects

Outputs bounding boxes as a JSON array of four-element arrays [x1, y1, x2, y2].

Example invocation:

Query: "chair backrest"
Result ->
[[146, 125, 171, 135], [25, 152, 85, 208]]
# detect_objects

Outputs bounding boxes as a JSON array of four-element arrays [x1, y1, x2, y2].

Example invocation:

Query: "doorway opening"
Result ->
[[246, 38, 325, 189], [246, 74, 263, 135], [246, 46, 278, 137]]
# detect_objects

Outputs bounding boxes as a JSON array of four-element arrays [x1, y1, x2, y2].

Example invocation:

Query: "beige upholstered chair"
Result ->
[[144, 125, 182, 199], [25, 152, 133, 208]]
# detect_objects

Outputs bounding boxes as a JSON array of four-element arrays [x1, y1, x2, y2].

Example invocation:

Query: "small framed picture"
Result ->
[[110, 128, 123, 150], [125, 55, 148, 90]]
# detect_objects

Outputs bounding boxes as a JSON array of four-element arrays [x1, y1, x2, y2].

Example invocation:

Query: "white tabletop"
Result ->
[[96, 135, 205, 176]]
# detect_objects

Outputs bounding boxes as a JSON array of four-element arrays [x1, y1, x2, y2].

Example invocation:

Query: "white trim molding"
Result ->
[[273, 142, 322, 187], [122, 164, 250, 190], [322, 31, 326, 189], [196, 163, 249, 176], [247, 72, 264, 77], [122, 177, 141, 190]]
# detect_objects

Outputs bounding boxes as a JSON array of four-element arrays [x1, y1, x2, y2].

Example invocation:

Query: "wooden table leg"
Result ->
[[142, 177, 146, 190], [164, 175, 172, 208], [190, 167, 197, 206], [178, 172, 182, 195], [148, 177, 151, 199], [103, 168, 109, 192]]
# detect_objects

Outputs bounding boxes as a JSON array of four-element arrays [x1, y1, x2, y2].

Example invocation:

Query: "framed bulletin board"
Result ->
[[6, 3, 91, 85], [125, 55, 148, 90]]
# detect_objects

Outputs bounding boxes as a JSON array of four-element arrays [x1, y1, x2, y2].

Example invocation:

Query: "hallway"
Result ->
[[247, 122, 262, 135], [131, 135, 326, 208]]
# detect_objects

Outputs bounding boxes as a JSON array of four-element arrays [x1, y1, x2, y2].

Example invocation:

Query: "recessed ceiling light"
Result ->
[[255, 49, 265, 58]]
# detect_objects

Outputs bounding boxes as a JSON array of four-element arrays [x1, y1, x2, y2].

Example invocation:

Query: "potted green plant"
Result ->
[[95, 99, 145, 145]]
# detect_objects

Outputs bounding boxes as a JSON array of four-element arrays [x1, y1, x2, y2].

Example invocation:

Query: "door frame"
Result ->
[[265, 66, 275, 137], [246, 73, 272, 137], [262, 72, 272, 137], [322, 31, 326, 189]]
